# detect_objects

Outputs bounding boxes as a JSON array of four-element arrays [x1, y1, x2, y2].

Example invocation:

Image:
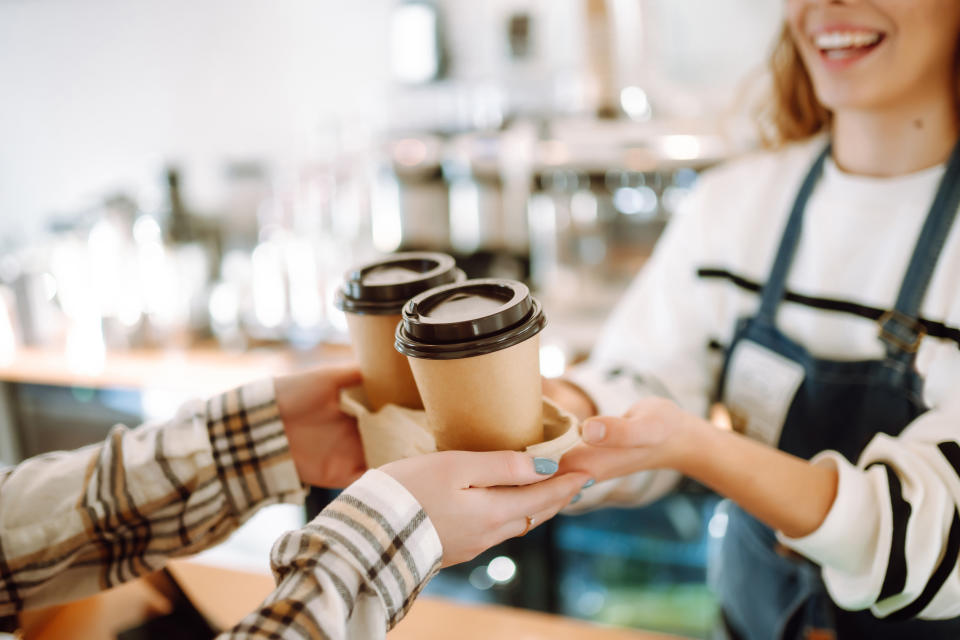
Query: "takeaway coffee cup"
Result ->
[[336, 252, 463, 411], [395, 278, 547, 451]]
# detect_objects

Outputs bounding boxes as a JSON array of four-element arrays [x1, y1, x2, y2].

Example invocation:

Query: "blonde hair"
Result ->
[[759, 25, 832, 147]]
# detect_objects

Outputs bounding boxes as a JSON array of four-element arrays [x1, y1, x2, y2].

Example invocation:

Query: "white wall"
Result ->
[[0, 0, 393, 243], [640, 0, 783, 116]]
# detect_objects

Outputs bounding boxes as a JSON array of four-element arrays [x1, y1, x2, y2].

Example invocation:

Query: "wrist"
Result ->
[[273, 376, 294, 425], [212, 379, 305, 512], [669, 413, 720, 477], [272, 378, 299, 469], [314, 470, 442, 622]]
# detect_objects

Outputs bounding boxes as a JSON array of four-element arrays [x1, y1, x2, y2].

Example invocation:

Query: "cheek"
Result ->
[[894, 23, 960, 85], [882, 0, 960, 63]]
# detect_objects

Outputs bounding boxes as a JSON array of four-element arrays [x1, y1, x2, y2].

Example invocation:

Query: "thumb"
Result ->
[[581, 416, 645, 447], [453, 451, 560, 488]]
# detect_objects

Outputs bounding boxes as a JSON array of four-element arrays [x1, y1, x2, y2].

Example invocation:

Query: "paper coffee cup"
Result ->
[[336, 252, 463, 411], [395, 278, 547, 451]]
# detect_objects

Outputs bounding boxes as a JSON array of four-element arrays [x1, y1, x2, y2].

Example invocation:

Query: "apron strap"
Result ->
[[880, 140, 960, 361], [757, 139, 960, 363], [756, 145, 832, 324]]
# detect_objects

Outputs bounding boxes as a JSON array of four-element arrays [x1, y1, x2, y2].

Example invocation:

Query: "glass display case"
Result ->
[[422, 487, 723, 638]]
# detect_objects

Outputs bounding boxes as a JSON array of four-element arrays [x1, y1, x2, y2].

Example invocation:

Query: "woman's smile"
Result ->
[[788, 0, 960, 114], [809, 25, 885, 70]]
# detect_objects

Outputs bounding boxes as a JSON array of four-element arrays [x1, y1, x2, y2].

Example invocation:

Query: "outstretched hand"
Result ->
[[558, 397, 704, 481], [383, 451, 591, 566], [558, 397, 839, 539]]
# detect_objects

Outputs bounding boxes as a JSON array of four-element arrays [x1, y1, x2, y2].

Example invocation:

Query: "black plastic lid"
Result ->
[[335, 252, 464, 315], [395, 278, 547, 359]]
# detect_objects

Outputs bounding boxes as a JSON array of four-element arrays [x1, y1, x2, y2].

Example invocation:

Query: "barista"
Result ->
[[549, 1, 960, 638]]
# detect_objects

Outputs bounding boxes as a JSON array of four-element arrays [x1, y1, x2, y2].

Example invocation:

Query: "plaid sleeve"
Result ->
[[221, 469, 442, 640], [0, 379, 305, 615]]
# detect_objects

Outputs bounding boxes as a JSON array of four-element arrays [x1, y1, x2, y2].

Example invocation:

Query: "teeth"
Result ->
[[814, 31, 882, 50]]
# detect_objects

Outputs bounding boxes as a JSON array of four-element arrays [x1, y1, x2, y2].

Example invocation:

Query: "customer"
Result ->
[[0, 364, 589, 638], [548, 1, 960, 638]]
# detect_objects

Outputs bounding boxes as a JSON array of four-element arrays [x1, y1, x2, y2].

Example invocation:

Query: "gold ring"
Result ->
[[520, 515, 536, 536]]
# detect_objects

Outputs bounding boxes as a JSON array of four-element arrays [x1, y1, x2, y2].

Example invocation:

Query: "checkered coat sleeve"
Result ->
[[0, 379, 443, 639]]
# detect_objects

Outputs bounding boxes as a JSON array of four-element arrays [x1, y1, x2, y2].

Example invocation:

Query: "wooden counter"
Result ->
[[18, 561, 682, 640], [390, 598, 680, 640]]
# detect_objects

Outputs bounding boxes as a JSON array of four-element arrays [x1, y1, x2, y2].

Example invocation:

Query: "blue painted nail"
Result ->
[[582, 479, 595, 490], [533, 457, 559, 475], [570, 492, 582, 504]]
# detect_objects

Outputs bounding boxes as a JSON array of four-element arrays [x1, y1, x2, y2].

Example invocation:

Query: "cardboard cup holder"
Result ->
[[340, 385, 582, 468]]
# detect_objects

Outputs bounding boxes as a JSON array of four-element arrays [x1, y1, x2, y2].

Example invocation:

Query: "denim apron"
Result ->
[[713, 142, 960, 640]]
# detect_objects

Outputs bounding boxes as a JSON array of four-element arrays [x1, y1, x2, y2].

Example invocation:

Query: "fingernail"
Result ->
[[570, 492, 582, 504], [582, 479, 595, 490], [533, 457, 559, 475], [583, 420, 606, 443]]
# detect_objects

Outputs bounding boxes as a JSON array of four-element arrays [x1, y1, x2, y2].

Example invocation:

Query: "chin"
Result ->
[[811, 81, 883, 113]]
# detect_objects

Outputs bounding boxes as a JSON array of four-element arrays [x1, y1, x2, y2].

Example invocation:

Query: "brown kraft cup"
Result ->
[[395, 278, 547, 451], [336, 252, 463, 411]]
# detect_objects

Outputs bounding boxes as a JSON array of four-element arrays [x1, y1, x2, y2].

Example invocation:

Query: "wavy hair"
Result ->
[[759, 25, 832, 147]]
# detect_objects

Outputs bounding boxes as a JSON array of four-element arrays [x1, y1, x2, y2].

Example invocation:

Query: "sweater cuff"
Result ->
[[777, 451, 885, 608], [205, 379, 305, 517], [312, 469, 443, 628]]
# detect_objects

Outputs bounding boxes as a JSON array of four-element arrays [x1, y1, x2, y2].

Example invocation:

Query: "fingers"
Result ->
[[488, 473, 590, 542], [486, 471, 589, 524], [581, 415, 647, 447], [275, 363, 362, 410], [581, 416, 624, 446], [581, 397, 681, 448], [557, 445, 647, 483], [321, 363, 363, 389], [497, 506, 550, 541], [452, 451, 563, 488]]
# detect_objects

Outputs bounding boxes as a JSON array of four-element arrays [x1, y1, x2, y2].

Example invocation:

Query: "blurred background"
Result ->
[[0, 1, 783, 637]]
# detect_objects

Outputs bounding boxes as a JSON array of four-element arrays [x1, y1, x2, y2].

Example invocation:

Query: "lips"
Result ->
[[807, 27, 886, 67]]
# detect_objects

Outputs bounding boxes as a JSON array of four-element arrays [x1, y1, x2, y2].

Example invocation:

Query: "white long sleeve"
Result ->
[[564, 137, 960, 618], [779, 395, 960, 620], [565, 187, 724, 509]]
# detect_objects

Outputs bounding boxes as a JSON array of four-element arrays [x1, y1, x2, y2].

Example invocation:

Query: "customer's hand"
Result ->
[[274, 364, 366, 488], [382, 451, 591, 566], [558, 397, 708, 481]]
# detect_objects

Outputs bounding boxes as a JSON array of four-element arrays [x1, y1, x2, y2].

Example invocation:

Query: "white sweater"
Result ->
[[568, 135, 960, 620]]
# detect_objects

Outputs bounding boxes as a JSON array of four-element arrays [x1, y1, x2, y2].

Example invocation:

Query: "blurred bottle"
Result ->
[[148, 167, 217, 345], [165, 168, 193, 245]]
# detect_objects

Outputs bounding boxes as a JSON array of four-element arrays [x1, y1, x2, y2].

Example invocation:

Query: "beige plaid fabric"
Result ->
[[0, 380, 442, 639]]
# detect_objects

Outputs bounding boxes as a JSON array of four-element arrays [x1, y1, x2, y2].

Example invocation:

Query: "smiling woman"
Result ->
[[767, 0, 960, 153], [787, 0, 960, 110], [771, 0, 960, 175], [547, 1, 960, 639]]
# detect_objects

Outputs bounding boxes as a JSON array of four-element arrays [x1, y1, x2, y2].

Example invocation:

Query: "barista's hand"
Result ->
[[274, 364, 366, 488], [382, 451, 591, 567], [558, 397, 708, 481], [559, 398, 839, 539]]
